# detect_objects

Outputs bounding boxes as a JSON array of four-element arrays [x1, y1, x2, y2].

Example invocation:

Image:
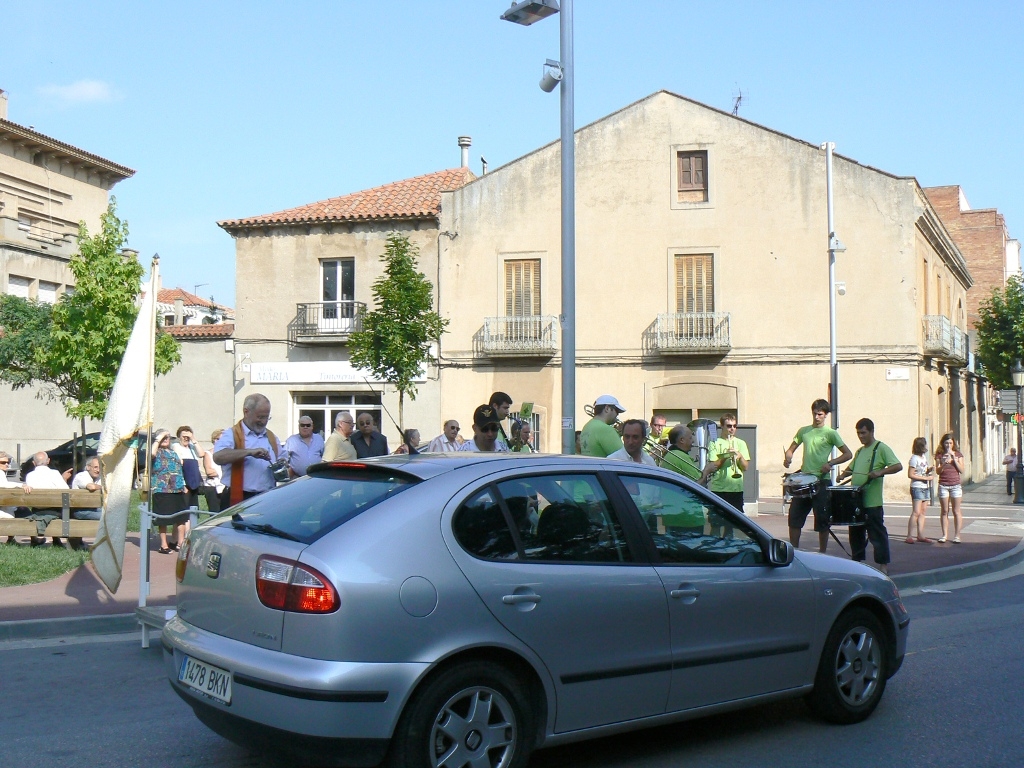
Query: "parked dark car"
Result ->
[[18, 431, 149, 482]]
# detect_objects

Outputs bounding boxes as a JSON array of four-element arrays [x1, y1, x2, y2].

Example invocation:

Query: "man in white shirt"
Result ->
[[459, 406, 511, 453], [609, 420, 658, 466], [285, 417, 325, 476], [0, 451, 32, 543], [427, 420, 462, 452], [24, 452, 70, 546]]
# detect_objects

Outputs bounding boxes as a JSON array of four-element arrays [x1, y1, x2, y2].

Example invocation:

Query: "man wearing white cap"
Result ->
[[580, 395, 625, 457]]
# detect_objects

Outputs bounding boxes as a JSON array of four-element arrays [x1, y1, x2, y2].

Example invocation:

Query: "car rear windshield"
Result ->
[[211, 469, 417, 544]]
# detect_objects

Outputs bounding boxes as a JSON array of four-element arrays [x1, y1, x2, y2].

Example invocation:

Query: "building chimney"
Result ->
[[481, 156, 488, 175], [0, 90, 8, 121], [458, 136, 471, 168], [174, 298, 184, 326]]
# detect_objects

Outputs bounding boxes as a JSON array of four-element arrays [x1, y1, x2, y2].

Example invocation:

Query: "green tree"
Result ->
[[0, 200, 181, 441], [349, 233, 448, 432], [0, 294, 53, 389], [975, 273, 1024, 390]]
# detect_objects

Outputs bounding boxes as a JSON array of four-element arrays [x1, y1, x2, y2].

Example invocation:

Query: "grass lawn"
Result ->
[[0, 490, 148, 588]]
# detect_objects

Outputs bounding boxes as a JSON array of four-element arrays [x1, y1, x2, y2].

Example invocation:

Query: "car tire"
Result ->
[[386, 660, 533, 768], [807, 607, 889, 724]]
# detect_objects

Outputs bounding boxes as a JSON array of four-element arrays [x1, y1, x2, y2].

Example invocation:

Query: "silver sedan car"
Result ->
[[163, 454, 909, 768]]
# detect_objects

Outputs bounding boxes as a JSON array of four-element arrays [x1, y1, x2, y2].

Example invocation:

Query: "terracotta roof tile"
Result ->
[[164, 323, 234, 339], [219, 167, 474, 230], [157, 287, 233, 313]]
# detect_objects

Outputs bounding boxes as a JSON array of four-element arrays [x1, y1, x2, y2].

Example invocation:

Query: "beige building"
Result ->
[[437, 91, 990, 501], [0, 88, 134, 457], [218, 165, 473, 443]]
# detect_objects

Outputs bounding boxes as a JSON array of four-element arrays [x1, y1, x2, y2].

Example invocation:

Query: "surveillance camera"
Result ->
[[836, 282, 847, 296], [539, 65, 562, 93]]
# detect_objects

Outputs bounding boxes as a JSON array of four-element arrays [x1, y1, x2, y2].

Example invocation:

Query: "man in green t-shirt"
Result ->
[[701, 412, 749, 512], [783, 398, 852, 553], [837, 417, 902, 574], [580, 394, 625, 457]]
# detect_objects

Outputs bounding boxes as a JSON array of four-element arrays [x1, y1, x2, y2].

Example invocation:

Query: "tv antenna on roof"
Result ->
[[732, 87, 744, 116]]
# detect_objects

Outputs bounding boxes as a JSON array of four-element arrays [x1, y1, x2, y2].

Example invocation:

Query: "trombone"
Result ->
[[584, 403, 624, 435]]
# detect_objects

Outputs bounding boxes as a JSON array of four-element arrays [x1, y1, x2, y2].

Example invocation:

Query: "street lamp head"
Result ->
[[500, 0, 559, 25], [540, 59, 563, 92], [1013, 360, 1024, 388]]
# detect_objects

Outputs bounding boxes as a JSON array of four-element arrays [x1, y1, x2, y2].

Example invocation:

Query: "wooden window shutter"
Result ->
[[674, 254, 714, 313], [505, 259, 541, 316]]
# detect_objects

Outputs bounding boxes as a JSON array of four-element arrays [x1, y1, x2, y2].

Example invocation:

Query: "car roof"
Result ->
[[308, 452, 625, 482]]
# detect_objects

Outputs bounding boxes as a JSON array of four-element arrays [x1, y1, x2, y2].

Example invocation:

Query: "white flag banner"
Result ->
[[91, 265, 157, 593]]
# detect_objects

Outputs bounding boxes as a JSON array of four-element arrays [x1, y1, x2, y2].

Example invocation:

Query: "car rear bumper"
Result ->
[[171, 684, 389, 768], [162, 615, 428, 744]]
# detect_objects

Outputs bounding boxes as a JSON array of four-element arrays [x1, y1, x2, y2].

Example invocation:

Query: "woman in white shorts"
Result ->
[[906, 437, 934, 543], [934, 432, 965, 543]]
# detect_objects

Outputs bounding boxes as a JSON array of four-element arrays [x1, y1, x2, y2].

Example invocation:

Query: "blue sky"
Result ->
[[3, 1, 1021, 307]]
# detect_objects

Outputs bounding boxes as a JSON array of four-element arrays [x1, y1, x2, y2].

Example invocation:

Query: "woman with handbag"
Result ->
[[151, 430, 188, 554], [935, 432, 965, 543]]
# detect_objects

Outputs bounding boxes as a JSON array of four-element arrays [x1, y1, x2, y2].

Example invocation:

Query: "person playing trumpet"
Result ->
[[701, 413, 749, 512], [580, 394, 625, 457]]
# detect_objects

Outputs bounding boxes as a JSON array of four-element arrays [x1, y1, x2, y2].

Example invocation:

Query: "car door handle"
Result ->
[[502, 593, 542, 605], [670, 588, 701, 600]]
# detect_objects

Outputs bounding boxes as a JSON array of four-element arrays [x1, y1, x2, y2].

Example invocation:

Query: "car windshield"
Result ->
[[206, 469, 417, 544]]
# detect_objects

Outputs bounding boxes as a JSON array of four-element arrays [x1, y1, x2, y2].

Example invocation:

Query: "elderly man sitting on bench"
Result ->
[[0, 451, 32, 544]]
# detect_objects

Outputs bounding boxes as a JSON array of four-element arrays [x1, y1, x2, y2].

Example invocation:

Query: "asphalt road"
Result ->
[[3, 576, 1023, 768]]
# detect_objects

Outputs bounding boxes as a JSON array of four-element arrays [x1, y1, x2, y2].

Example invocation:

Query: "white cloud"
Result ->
[[38, 79, 119, 107]]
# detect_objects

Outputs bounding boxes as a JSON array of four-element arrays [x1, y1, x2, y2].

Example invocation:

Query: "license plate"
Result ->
[[178, 655, 232, 704]]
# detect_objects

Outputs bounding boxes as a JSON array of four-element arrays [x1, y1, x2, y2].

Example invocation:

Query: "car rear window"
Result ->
[[210, 469, 416, 544]]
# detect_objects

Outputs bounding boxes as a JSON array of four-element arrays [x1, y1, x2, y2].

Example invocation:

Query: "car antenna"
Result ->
[[359, 376, 419, 454]]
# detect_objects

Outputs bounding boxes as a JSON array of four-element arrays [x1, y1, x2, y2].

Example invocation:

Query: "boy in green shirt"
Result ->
[[837, 417, 902, 574], [783, 398, 852, 553], [702, 412, 749, 512]]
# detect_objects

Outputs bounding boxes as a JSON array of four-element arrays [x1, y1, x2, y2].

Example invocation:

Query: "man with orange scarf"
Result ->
[[213, 393, 280, 508]]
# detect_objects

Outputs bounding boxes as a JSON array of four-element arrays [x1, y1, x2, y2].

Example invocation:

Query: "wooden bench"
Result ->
[[0, 488, 103, 538]]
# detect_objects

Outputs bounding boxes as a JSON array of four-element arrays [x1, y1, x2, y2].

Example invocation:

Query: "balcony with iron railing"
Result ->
[[652, 312, 731, 354], [481, 315, 559, 357], [288, 301, 366, 344], [922, 315, 968, 364]]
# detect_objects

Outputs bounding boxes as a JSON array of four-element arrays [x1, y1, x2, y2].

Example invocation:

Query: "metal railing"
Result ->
[[288, 301, 366, 343], [922, 315, 968, 363], [653, 312, 731, 353], [481, 315, 559, 356]]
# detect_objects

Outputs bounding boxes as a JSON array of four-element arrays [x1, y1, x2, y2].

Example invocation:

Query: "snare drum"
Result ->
[[828, 485, 865, 526], [783, 472, 820, 499]]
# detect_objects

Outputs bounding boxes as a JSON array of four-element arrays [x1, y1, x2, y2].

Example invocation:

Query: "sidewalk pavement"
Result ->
[[2, 474, 1023, 641]]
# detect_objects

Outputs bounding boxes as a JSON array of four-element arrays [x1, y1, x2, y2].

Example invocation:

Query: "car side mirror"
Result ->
[[768, 538, 794, 566]]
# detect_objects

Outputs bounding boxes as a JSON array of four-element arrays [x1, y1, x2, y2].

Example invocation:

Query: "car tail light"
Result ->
[[255, 556, 339, 613], [175, 537, 192, 583]]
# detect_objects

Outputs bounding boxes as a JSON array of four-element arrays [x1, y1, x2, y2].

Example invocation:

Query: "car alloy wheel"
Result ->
[[387, 661, 532, 768], [807, 607, 889, 724], [833, 623, 881, 707], [430, 685, 516, 768]]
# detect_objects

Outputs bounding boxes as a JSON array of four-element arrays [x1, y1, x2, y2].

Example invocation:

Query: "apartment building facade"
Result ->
[[437, 91, 987, 500]]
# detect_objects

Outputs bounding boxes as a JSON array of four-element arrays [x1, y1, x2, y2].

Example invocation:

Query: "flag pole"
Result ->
[[138, 256, 159, 611]]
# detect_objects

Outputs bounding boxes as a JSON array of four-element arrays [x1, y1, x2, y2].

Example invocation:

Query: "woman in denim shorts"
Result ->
[[935, 432, 965, 543], [906, 437, 933, 543]]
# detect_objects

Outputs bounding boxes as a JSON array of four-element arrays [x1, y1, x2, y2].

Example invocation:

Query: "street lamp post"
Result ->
[[501, 0, 576, 455], [1013, 360, 1024, 504]]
